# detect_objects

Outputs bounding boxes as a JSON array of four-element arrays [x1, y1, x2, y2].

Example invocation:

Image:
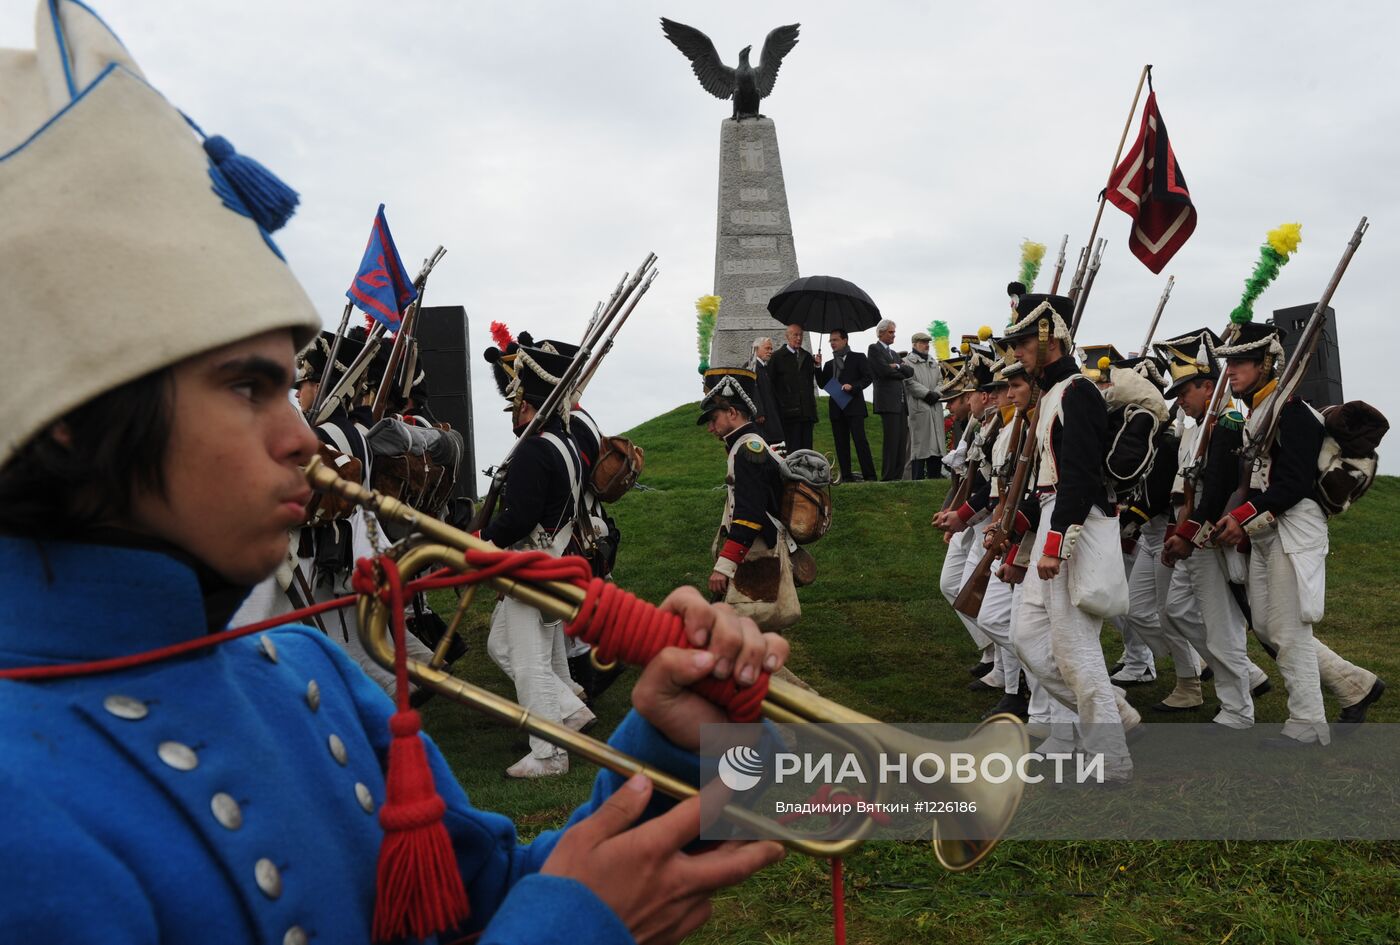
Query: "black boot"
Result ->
[[984, 691, 1029, 721]]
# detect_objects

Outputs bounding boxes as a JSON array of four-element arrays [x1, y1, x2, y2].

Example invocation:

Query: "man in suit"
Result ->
[[749, 336, 787, 447], [868, 318, 914, 480], [817, 330, 877, 482], [769, 322, 820, 452]]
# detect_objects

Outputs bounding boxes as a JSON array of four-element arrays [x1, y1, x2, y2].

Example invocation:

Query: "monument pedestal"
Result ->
[[710, 118, 800, 369]]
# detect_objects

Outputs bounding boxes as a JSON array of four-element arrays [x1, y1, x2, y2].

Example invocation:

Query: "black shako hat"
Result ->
[[1002, 293, 1074, 342], [697, 367, 759, 424]]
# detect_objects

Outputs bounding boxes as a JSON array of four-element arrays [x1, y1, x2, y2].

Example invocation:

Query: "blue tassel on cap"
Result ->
[[202, 134, 300, 233]]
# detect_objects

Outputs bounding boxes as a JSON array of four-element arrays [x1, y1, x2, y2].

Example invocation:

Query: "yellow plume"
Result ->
[[1097, 356, 1111, 370], [978, 325, 993, 341], [960, 341, 970, 354], [1020, 240, 1047, 265], [695, 294, 722, 317], [1267, 223, 1302, 258]]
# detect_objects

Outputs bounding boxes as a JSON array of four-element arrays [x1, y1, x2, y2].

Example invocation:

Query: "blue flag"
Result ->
[[346, 204, 418, 330]]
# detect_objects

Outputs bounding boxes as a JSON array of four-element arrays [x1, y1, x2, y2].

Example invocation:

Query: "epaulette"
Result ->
[[742, 438, 768, 463], [1218, 408, 1245, 431]]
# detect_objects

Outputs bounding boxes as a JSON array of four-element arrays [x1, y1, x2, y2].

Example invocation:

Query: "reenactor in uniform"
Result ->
[[1087, 348, 1206, 710], [932, 350, 998, 679], [0, 3, 789, 938], [699, 369, 791, 619], [480, 340, 596, 776], [1003, 293, 1138, 780], [514, 332, 626, 703], [1158, 329, 1271, 729], [947, 346, 1028, 719], [1214, 322, 1385, 745]]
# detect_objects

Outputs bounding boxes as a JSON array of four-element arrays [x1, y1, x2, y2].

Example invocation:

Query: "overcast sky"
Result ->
[[7, 1, 1397, 480]]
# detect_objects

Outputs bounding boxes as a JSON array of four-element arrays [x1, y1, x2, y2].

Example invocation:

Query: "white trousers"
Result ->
[[941, 525, 991, 651], [967, 519, 1020, 694], [1175, 546, 1255, 727], [1113, 516, 1200, 680], [489, 596, 586, 759], [1248, 528, 1375, 744], [1013, 499, 1131, 777]]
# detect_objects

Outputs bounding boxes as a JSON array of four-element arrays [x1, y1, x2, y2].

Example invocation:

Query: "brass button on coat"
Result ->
[[283, 927, 308, 945], [354, 782, 374, 814], [305, 679, 320, 712], [327, 733, 347, 766], [259, 636, 278, 663]]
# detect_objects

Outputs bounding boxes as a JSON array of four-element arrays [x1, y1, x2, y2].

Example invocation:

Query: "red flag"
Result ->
[[1106, 91, 1196, 274]]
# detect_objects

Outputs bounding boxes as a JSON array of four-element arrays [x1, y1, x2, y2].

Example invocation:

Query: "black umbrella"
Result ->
[[766, 275, 881, 334]]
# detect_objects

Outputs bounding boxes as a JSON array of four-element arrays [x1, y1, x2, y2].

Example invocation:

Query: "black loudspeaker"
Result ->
[[415, 305, 478, 500], [1273, 303, 1344, 409]]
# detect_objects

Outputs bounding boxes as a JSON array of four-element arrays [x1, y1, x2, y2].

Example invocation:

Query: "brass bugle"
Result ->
[[306, 457, 1028, 866]]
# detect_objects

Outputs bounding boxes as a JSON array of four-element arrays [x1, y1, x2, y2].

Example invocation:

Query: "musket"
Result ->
[[575, 266, 659, 397], [1066, 244, 1089, 299], [370, 245, 448, 423], [1171, 353, 1233, 548], [1048, 235, 1069, 294], [1243, 216, 1369, 462], [312, 323, 387, 425], [1068, 237, 1107, 339], [954, 405, 1035, 618], [1140, 275, 1175, 353], [308, 301, 355, 420], [937, 407, 1008, 546], [471, 252, 658, 531]]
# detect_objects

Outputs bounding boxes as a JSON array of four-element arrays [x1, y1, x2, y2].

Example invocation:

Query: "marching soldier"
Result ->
[[518, 333, 627, 703], [1088, 348, 1206, 710], [481, 340, 596, 776], [949, 346, 1028, 718], [1158, 329, 1271, 728], [1213, 322, 1385, 745], [1003, 292, 1138, 780], [699, 369, 799, 631], [932, 349, 997, 678]]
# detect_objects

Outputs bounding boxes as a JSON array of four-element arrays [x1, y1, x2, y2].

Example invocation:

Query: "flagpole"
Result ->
[[1068, 64, 1152, 302]]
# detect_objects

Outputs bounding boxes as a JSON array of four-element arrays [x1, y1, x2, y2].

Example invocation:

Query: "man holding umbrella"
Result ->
[[766, 276, 885, 457]]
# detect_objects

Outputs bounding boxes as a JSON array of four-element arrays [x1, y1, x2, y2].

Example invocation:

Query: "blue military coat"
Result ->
[[0, 537, 697, 943]]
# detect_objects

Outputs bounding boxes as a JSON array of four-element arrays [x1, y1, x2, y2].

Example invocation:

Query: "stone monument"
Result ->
[[659, 18, 804, 368], [710, 119, 800, 368]]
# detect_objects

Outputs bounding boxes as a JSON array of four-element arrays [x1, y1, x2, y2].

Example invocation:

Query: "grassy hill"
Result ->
[[422, 402, 1400, 944]]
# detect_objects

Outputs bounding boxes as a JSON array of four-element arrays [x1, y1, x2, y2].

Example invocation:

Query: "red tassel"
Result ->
[[372, 710, 471, 942], [371, 558, 471, 943]]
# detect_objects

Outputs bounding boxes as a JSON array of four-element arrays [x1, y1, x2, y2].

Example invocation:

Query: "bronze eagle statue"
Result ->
[[660, 18, 801, 120]]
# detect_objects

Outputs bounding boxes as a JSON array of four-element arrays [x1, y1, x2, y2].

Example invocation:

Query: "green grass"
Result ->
[[421, 401, 1400, 944]]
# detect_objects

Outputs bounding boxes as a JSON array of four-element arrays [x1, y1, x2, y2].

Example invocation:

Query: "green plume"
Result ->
[[695, 294, 720, 373], [1019, 239, 1047, 292], [1230, 223, 1302, 325]]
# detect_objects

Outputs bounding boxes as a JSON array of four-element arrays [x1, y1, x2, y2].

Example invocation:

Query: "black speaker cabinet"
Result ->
[[415, 305, 477, 500], [1273, 303, 1344, 409]]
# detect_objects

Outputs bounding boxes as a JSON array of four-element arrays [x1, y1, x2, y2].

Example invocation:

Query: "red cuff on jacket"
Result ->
[[1013, 510, 1030, 535], [1004, 543, 1020, 564], [1228, 502, 1260, 526], [1043, 530, 1065, 559], [718, 539, 749, 563], [955, 502, 977, 524], [1174, 519, 1201, 543]]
